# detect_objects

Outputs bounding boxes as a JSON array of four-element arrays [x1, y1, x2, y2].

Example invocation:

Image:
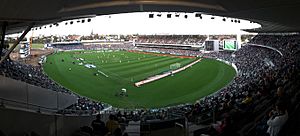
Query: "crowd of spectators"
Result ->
[[190, 34, 300, 136], [54, 44, 84, 50], [0, 57, 107, 115], [74, 114, 130, 136], [135, 47, 201, 56], [136, 35, 207, 45], [91, 34, 299, 136], [53, 41, 201, 57], [51, 35, 300, 133], [54, 43, 134, 51], [82, 44, 134, 51], [1, 34, 300, 136], [0, 59, 71, 94], [58, 97, 106, 115]]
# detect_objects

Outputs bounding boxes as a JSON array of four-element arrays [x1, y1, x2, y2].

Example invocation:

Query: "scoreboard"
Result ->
[[223, 40, 238, 51]]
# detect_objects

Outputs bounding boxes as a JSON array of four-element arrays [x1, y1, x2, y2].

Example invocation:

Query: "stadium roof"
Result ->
[[1, 0, 300, 34]]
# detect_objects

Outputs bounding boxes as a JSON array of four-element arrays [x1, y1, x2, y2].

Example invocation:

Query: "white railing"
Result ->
[[248, 43, 283, 56]]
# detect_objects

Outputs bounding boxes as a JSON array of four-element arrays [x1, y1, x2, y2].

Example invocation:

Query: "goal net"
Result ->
[[170, 63, 181, 70]]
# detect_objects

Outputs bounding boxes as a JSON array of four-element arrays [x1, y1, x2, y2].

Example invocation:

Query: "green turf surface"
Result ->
[[30, 43, 44, 49], [9, 43, 43, 48], [43, 50, 236, 108]]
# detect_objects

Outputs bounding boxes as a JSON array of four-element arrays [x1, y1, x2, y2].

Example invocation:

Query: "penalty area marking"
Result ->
[[134, 58, 202, 87]]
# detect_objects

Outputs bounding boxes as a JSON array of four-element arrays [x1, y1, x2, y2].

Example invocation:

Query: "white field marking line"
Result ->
[[99, 67, 133, 82], [98, 70, 109, 77], [134, 58, 202, 87]]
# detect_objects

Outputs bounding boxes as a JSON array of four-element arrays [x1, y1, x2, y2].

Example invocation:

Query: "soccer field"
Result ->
[[43, 50, 236, 108]]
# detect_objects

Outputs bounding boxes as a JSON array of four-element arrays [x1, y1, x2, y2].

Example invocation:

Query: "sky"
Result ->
[[9, 12, 261, 38]]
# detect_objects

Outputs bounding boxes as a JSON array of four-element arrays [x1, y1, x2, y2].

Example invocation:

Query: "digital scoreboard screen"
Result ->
[[223, 40, 237, 51]]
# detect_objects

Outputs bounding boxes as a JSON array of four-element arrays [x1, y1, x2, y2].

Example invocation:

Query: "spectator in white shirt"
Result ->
[[267, 102, 288, 136]]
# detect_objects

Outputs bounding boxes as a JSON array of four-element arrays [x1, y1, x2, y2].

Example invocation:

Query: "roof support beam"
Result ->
[[0, 22, 7, 60], [0, 23, 34, 64]]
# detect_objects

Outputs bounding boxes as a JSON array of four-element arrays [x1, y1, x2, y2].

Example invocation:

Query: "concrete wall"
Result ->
[[0, 108, 95, 136], [0, 75, 77, 111]]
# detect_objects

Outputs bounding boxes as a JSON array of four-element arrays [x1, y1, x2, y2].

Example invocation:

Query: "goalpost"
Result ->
[[170, 63, 181, 70]]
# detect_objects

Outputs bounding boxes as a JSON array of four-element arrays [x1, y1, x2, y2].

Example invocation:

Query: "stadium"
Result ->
[[43, 48, 235, 108], [0, 1, 300, 136]]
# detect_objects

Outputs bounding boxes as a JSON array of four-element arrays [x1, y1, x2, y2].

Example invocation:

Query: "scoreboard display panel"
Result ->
[[223, 40, 237, 51]]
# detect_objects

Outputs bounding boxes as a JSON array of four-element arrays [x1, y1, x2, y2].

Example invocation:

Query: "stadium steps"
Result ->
[[125, 121, 140, 136], [188, 122, 210, 136]]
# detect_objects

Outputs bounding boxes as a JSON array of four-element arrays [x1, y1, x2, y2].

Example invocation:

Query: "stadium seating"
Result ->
[[0, 34, 300, 135], [136, 35, 207, 45]]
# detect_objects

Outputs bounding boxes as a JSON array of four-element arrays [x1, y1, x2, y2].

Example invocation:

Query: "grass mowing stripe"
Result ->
[[115, 57, 180, 75], [119, 58, 192, 78], [100, 55, 165, 69], [43, 51, 236, 108], [95, 57, 175, 82], [128, 58, 195, 81], [108, 56, 173, 72], [132, 59, 235, 108], [98, 55, 160, 68]]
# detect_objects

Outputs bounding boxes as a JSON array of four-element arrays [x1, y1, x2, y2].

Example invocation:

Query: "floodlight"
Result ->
[[149, 14, 154, 18], [167, 14, 171, 18]]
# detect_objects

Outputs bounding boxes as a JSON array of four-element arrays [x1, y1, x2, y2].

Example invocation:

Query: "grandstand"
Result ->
[[0, 1, 300, 136], [134, 35, 207, 51]]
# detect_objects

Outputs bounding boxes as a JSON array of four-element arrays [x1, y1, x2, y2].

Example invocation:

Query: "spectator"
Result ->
[[275, 87, 289, 109], [1, 34, 300, 132], [106, 114, 120, 135], [211, 117, 230, 134], [267, 102, 288, 136], [91, 114, 107, 136], [242, 93, 253, 105]]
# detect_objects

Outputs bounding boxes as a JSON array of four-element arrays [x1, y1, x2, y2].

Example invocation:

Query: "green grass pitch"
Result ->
[[43, 50, 236, 109]]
